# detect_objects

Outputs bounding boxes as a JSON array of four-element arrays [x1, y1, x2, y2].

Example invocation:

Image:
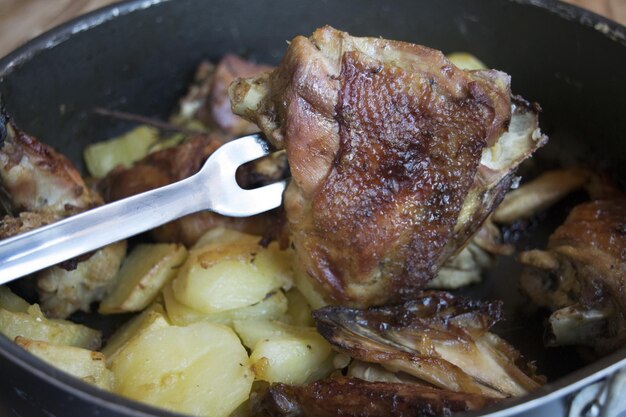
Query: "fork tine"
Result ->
[[202, 133, 287, 217], [211, 180, 288, 217], [210, 133, 272, 166]]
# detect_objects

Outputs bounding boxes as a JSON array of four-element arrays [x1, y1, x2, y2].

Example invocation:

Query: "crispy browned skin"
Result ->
[[519, 197, 626, 354], [231, 26, 546, 306], [259, 377, 497, 417], [0, 120, 101, 232], [313, 291, 544, 398]]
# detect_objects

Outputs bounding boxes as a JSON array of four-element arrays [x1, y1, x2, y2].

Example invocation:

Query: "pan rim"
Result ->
[[0, 0, 625, 416], [1, 0, 625, 77]]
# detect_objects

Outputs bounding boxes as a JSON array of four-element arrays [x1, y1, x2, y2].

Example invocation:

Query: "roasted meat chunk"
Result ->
[[519, 197, 626, 354], [176, 55, 272, 137], [231, 26, 547, 306], [0, 121, 101, 223], [258, 376, 497, 417], [313, 291, 545, 398], [0, 115, 125, 318]]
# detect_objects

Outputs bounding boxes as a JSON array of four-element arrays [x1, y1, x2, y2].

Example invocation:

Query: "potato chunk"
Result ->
[[172, 231, 292, 313], [101, 303, 170, 364], [84, 125, 159, 177], [234, 320, 332, 385], [163, 284, 287, 326], [282, 288, 314, 326], [0, 287, 100, 349], [0, 286, 30, 312], [15, 337, 113, 390], [99, 243, 187, 314], [111, 322, 252, 417], [446, 52, 488, 70], [192, 227, 254, 250]]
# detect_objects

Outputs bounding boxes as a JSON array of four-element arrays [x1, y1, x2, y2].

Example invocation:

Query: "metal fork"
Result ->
[[0, 133, 286, 286]]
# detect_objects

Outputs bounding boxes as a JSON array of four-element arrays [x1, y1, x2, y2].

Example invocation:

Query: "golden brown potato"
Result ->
[[15, 336, 113, 390], [0, 287, 101, 349], [99, 243, 187, 314]]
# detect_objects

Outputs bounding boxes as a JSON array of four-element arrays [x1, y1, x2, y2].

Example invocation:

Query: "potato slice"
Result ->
[[234, 320, 332, 385], [0, 286, 30, 312], [192, 227, 253, 250], [0, 304, 101, 349], [446, 52, 488, 70], [15, 337, 113, 390], [163, 284, 287, 326], [282, 287, 314, 326], [84, 125, 159, 177], [292, 259, 327, 309], [101, 303, 170, 364], [172, 232, 292, 313], [99, 243, 187, 314], [111, 322, 253, 417]]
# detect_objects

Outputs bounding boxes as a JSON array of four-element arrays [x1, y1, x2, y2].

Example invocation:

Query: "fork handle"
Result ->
[[0, 174, 208, 286]]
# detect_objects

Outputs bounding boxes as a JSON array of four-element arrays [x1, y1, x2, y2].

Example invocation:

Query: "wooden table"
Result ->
[[0, 0, 625, 58]]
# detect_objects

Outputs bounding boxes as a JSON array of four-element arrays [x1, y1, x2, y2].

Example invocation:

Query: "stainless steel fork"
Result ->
[[0, 133, 287, 285]]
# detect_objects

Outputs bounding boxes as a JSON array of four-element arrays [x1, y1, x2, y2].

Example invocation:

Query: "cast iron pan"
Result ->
[[0, 0, 625, 416]]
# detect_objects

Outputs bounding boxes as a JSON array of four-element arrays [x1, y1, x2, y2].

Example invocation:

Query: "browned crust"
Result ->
[[313, 292, 544, 397], [259, 377, 498, 417]]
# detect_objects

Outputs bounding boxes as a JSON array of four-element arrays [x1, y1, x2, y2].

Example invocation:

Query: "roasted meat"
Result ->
[[0, 115, 125, 318], [175, 55, 271, 137], [519, 197, 626, 354], [258, 376, 497, 417], [430, 168, 595, 290], [230, 26, 547, 307], [313, 291, 545, 398], [0, 121, 101, 223]]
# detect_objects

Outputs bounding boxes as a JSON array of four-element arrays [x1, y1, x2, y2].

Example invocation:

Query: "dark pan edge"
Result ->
[[510, 0, 626, 44], [0, 0, 172, 78], [0, 0, 625, 416], [1, 0, 625, 79], [0, 333, 186, 417], [472, 350, 626, 416]]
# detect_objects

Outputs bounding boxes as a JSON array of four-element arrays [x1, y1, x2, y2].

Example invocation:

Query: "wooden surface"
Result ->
[[0, 0, 625, 58], [0, 0, 120, 58]]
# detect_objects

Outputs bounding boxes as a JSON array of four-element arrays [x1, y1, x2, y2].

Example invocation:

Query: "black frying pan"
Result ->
[[0, 0, 625, 416]]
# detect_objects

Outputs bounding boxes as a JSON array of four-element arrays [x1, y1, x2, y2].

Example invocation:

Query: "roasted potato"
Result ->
[[15, 336, 113, 390], [99, 243, 187, 314], [446, 52, 488, 70], [162, 283, 287, 326], [0, 287, 101, 349], [172, 230, 292, 313], [234, 320, 333, 385], [84, 125, 159, 178], [110, 322, 253, 417], [281, 287, 314, 326], [101, 303, 170, 364]]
